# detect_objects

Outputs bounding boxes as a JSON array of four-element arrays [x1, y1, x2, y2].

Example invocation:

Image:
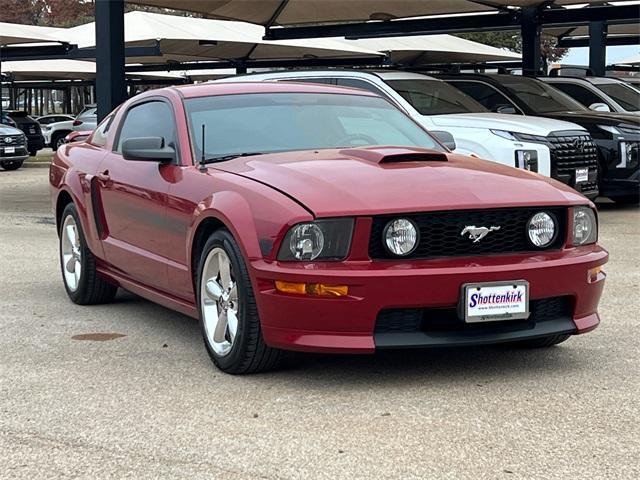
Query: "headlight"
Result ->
[[572, 207, 597, 246], [278, 218, 354, 261], [383, 218, 419, 256], [491, 129, 517, 141], [527, 212, 557, 247], [515, 150, 538, 172]]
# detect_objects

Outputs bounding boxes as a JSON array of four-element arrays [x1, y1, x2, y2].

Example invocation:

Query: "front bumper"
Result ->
[[0, 145, 29, 162], [251, 245, 608, 353]]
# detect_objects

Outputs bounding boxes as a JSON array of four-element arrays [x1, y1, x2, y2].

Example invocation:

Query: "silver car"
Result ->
[[71, 105, 97, 132]]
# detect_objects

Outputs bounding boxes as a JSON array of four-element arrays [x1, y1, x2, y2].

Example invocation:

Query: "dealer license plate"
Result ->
[[461, 281, 529, 323], [4, 146, 15, 154], [575, 167, 589, 183]]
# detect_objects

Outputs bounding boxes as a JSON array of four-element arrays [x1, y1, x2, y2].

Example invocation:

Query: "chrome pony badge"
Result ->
[[461, 225, 501, 243]]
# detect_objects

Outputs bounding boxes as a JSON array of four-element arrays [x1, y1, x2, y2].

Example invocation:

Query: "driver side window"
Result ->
[[116, 100, 177, 154]]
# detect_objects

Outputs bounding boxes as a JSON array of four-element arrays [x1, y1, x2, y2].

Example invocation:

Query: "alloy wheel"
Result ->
[[60, 215, 82, 291], [200, 247, 239, 356]]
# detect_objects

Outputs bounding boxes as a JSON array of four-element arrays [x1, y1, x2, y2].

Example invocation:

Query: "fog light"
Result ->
[[515, 150, 538, 172], [275, 281, 348, 297], [527, 212, 557, 247]]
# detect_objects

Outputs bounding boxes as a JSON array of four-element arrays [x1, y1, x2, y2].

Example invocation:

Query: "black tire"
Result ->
[[197, 229, 282, 374], [29, 149, 38, 157], [512, 333, 571, 348], [0, 160, 24, 171], [611, 194, 639, 205], [51, 132, 69, 150], [59, 203, 117, 305]]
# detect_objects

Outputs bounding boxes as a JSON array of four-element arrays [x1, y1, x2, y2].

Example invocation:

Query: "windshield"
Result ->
[[386, 79, 487, 115], [598, 83, 640, 112], [185, 92, 443, 159], [500, 77, 587, 113]]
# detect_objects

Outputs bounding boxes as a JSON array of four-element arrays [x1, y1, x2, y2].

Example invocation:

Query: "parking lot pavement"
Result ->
[[1, 167, 639, 480]]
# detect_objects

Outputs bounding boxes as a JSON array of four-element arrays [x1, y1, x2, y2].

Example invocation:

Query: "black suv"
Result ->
[[5, 111, 45, 156], [438, 74, 640, 205]]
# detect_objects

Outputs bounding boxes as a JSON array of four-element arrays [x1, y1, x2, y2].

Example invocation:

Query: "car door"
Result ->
[[95, 98, 182, 292]]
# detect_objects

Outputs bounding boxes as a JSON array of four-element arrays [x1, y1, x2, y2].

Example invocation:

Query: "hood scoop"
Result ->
[[340, 146, 448, 164]]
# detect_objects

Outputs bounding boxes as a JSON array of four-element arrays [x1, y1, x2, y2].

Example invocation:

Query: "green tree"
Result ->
[[458, 31, 567, 63]]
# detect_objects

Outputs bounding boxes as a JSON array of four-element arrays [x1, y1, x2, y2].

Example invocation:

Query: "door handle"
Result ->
[[96, 169, 110, 183]]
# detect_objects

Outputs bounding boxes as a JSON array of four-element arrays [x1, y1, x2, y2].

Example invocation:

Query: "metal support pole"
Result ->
[[589, 21, 607, 76], [95, 0, 126, 122], [521, 6, 542, 76]]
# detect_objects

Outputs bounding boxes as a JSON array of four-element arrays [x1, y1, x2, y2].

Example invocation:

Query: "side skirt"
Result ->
[[97, 265, 199, 319]]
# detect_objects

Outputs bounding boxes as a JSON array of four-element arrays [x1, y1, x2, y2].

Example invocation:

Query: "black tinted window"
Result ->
[[117, 101, 175, 152], [449, 81, 518, 113], [386, 79, 486, 114], [546, 82, 606, 109]]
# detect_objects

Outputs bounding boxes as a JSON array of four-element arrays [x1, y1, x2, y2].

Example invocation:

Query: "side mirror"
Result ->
[[589, 102, 611, 112], [122, 136, 176, 163], [431, 130, 456, 151], [495, 104, 517, 115]]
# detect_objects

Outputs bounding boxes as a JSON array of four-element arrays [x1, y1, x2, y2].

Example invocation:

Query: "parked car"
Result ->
[[50, 82, 608, 374], [217, 70, 599, 198], [71, 104, 97, 132], [4, 110, 45, 156], [439, 74, 640, 204], [38, 115, 76, 150], [1, 111, 18, 128], [0, 123, 29, 170], [540, 76, 640, 115], [36, 114, 75, 125]]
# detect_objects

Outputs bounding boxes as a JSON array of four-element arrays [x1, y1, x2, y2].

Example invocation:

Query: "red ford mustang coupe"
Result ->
[[50, 82, 608, 374]]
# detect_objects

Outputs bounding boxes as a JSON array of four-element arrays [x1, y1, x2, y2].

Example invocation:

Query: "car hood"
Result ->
[[428, 112, 584, 136], [544, 110, 640, 128], [214, 146, 587, 217], [0, 124, 23, 135]]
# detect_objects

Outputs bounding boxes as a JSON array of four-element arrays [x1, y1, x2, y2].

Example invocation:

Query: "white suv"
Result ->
[[217, 70, 593, 179]]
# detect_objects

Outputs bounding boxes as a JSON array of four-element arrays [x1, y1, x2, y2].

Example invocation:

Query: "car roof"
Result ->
[[171, 80, 381, 99], [216, 69, 438, 82], [544, 76, 627, 86]]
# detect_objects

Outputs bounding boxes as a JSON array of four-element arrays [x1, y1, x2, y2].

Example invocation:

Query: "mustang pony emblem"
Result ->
[[461, 225, 501, 243]]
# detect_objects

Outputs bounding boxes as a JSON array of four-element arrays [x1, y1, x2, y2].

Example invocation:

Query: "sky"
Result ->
[[561, 45, 640, 66]]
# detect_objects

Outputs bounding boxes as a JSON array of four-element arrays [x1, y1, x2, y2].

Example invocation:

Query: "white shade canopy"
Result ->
[[335, 35, 521, 65], [127, 0, 605, 26], [0, 22, 66, 45], [64, 11, 383, 64], [1, 59, 184, 81], [613, 53, 640, 65]]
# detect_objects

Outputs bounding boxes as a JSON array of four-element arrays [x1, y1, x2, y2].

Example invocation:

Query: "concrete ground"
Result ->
[[1, 167, 639, 479]]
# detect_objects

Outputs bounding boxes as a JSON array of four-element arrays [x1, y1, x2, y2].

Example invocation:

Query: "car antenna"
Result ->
[[199, 124, 207, 172]]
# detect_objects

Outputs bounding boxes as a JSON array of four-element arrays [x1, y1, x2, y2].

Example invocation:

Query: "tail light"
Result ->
[[72, 120, 82, 126]]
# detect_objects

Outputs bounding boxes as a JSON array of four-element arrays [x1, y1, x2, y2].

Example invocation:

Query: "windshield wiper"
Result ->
[[202, 152, 265, 164]]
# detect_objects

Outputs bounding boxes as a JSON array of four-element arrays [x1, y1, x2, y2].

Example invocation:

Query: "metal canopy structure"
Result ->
[[91, 0, 639, 118]]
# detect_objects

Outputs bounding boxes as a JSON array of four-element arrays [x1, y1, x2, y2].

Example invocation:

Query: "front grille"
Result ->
[[548, 130, 599, 196], [375, 296, 572, 334], [0, 134, 25, 145], [369, 207, 567, 260]]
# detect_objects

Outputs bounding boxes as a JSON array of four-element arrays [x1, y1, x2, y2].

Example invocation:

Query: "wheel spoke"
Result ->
[[213, 310, 228, 343], [205, 278, 223, 301], [227, 309, 238, 343], [218, 252, 232, 289], [65, 224, 77, 248], [229, 283, 238, 302]]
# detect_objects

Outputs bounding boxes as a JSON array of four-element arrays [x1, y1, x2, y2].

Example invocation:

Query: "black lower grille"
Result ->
[[369, 207, 567, 260], [375, 296, 572, 334]]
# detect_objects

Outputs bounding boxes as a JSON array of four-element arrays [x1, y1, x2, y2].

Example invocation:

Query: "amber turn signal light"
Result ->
[[275, 281, 348, 297], [587, 266, 605, 284]]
